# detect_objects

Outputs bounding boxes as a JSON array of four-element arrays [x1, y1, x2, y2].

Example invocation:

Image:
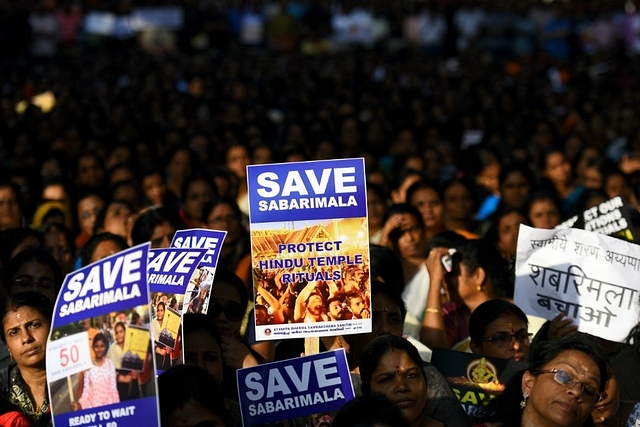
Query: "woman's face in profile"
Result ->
[[370, 349, 427, 425]]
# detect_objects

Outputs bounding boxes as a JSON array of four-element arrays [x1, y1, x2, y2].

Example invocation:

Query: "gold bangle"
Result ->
[[424, 307, 442, 315]]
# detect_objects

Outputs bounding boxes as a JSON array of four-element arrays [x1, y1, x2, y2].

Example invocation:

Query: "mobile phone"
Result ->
[[441, 248, 457, 273]]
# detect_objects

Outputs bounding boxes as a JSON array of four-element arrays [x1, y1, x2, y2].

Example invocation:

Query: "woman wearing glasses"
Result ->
[[207, 268, 264, 402], [203, 197, 252, 288], [469, 300, 531, 362], [482, 334, 607, 427], [4, 247, 62, 303]]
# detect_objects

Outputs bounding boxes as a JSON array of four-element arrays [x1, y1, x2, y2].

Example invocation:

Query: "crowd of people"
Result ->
[[2, 0, 640, 426]]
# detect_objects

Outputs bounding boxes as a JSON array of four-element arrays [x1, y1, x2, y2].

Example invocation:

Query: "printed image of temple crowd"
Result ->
[[250, 217, 371, 324]]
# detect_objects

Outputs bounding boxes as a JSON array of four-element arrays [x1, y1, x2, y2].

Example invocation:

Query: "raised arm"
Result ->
[[294, 281, 317, 322], [420, 248, 449, 349], [257, 284, 281, 312]]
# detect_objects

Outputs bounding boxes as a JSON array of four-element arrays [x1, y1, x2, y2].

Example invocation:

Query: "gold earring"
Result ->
[[8, 351, 12, 361], [477, 285, 482, 292]]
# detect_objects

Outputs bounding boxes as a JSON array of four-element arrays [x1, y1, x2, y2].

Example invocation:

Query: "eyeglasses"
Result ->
[[210, 302, 245, 321], [477, 331, 533, 348], [12, 276, 54, 291], [208, 215, 238, 225], [537, 369, 600, 402]]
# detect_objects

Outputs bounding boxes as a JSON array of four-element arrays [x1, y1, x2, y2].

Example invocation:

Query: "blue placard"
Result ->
[[49, 243, 160, 427], [148, 248, 207, 373], [430, 348, 526, 419], [236, 349, 354, 426], [170, 228, 227, 269], [247, 158, 367, 223], [148, 248, 208, 294], [55, 397, 157, 427], [53, 244, 150, 326]]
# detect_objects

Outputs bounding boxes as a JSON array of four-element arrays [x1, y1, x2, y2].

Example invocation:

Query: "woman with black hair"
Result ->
[[360, 335, 443, 427], [342, 281, 471, 427], [152, 301, 171, 371], [131, 206, 185, 249], [93, 199, 135, 245], [79, 232, 129, 267], [469, 299, 531, 362], [379, 204, 431, 339], [526, 191, 563, 229], [107, 322, 140, 402], [38, 222, 74, 276], [72, 333, 119, 410], [540, 147, 584, 216], [4, 247, 62, 302], [483, 334, 608, 427], [0, 292, 53, 426], [202, 198, 251, 287], [207, 268, 264, 402], [421, 239, 512, 350], [406, 180, 446, 244], [442, 178, 481, 238], [179, 173, 218, 228]]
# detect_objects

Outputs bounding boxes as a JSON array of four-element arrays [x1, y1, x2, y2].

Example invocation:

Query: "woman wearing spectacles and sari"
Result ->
[[476, 334, 608, 427]]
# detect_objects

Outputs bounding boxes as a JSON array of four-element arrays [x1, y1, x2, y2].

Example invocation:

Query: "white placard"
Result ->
[[46, 331, 93, 382], [515, 224, 640, 342]]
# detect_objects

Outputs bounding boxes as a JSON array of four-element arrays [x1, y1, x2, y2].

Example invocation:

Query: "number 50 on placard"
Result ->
[[47, 331, 93, 382]]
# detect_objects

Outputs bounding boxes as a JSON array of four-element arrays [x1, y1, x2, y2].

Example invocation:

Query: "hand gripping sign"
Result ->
[[147, 247, 207, 374], [247, 158, 372, 341], [515, 225, 640, 342], [237, 349, 354, 426], [47, 243, 160, 427], [170, 228, 227, 315]]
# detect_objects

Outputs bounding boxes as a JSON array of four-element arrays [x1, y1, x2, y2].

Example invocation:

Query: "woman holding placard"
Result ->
[[0, 291, 53, 426], [72, 333, 119, 410], [107, 322, 140, 401], [152, 301, 172, 370]]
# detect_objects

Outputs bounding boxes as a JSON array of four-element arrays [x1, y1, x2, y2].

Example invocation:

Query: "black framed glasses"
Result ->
[[210, 302, 245, 321], [12, 276, 54, 291], [477, 331, 533, 348], [537, 369, 600, 402]]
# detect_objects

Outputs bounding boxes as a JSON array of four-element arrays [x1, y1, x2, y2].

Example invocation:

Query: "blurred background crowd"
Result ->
[[2, 1, 640, 427]]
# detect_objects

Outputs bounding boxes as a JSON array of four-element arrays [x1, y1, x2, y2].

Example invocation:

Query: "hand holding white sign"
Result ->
[[46, 332, 93, 383], [515, 225, 640, 342]]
